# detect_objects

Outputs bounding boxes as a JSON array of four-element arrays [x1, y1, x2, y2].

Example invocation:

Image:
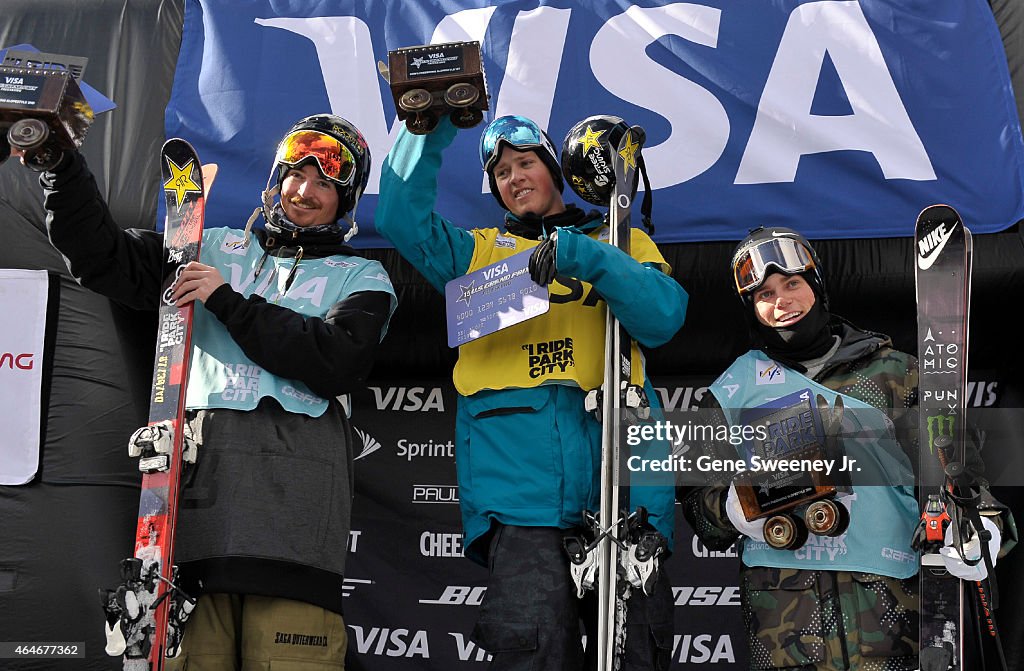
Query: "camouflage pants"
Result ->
[[471, 524, 674, 671], [741, 567, 918, 671]]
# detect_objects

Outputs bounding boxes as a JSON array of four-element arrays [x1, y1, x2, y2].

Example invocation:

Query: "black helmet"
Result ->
[[561, 115, 633, 206], [272, 114, 372, 221], [730, 226, 828, 309], [561, 115, 653, 231], [478, 114, 563, 209]]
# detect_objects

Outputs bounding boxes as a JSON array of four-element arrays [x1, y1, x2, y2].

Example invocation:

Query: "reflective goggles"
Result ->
[[479, 115, 557, 172], [275, 130, 356, 186], [733, 236, 816, 294]]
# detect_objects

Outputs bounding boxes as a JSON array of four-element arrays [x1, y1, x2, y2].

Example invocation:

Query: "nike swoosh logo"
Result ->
[[771, 231, 789, 237], [917, 223, 957, 270]]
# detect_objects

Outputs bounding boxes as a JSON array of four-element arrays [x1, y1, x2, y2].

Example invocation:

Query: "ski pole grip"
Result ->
[[944, 461, 965, 482]]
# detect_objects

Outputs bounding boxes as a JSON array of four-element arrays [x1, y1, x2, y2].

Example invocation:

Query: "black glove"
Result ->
[[528, 231, 558, 286]]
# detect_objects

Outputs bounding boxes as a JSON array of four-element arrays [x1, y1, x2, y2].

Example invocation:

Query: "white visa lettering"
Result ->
[[450, 633, 493, 662], [348, 626, 429, 658], [592, 4, 728, 189], [371, 386, 445, 411], [737, 0, 933, 184], [672, 634, 735, 664]]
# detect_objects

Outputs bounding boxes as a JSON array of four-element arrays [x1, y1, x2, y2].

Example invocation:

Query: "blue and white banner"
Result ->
[[166, 0, 1024, 246]]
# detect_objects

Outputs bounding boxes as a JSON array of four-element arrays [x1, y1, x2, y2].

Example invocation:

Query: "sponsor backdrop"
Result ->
[[342, 377, 744, 669], [337, 372, 1018, 669], [165, 0, 1024, 246]]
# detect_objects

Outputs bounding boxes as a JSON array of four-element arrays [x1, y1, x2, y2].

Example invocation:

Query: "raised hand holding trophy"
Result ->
[[383, 41, 489, 135], [0, 49, 95, 170]]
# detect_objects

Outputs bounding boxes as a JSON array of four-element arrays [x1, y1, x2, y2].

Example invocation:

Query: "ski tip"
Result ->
[[628, 125, 646, 149], [161, 137, 199, 156], [915, 203, 961, 223], [201, 163, 219, 192]]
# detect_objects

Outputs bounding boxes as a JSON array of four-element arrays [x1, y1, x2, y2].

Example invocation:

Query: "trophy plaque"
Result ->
[[734, 390, 851, 549], [0, 50, 94, 170], [386, 41, 489, 135]]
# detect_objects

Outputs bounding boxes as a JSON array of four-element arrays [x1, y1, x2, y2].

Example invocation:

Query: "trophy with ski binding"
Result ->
[[734, 390, 852, 549], [384, 40, 489, 135], [0, 49, 94, 170]]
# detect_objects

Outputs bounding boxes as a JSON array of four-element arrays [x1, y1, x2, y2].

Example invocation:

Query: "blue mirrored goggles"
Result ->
[[479, 115, 557, 172]]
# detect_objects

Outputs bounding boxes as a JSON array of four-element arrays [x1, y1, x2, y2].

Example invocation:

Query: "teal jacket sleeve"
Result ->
[[628, 377, 679, 549], [555, 228, 688, 348], [377, 116, 477, 293]]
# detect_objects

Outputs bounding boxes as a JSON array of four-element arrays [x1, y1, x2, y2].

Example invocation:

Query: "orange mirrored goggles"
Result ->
[[276, 131, 356, 186], [733, 237, 815, 295]]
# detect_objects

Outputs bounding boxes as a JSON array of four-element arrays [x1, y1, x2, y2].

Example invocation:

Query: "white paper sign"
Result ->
[[0, 269, 49, 485]]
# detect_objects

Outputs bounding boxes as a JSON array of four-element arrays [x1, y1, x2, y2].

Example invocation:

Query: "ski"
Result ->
[[595, 124, 646, 671], [101, 139, 209, 670], [913, 204, 970, 671]]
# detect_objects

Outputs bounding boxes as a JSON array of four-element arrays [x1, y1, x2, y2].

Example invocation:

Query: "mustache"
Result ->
[[286, 195, 319, 208]]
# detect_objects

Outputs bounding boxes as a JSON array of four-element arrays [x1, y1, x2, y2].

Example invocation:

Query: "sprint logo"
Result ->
[[353, 427, 382, 460]]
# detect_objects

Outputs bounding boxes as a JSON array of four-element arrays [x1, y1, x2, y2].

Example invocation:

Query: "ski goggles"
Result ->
[[479, 115, 558, 172], [275, 130, 356, 186], [733, 236, 816, 295]]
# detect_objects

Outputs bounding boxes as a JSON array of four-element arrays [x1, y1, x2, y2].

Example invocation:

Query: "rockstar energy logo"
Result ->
[[163, 155, 202, 211], [925, 414, 955, 455]]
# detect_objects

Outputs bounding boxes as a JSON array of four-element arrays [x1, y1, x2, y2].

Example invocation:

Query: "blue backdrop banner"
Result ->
[[165, 0, 1024, 246]]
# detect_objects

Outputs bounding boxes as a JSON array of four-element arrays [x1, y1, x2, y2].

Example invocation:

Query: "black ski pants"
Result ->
[[470, 524, 674, 671]]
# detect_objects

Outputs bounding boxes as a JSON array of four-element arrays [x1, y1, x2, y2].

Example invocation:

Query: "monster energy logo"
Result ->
[[926, 415, 955, 455]]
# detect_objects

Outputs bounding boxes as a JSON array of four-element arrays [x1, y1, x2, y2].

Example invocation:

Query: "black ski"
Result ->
[[595, 124, 646, 671], [914, 204, 970, 671]]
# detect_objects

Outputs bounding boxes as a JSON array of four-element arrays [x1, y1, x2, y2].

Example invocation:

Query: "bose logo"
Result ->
[[419, 585, 486, 606], [672, 586, 741, 607]]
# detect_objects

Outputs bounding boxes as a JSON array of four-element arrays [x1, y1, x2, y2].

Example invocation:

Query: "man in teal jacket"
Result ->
[[377, 113, 687, 670]]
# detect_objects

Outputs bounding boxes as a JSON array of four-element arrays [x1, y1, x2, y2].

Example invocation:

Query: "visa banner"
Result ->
[[165, 0, 1024, 246]]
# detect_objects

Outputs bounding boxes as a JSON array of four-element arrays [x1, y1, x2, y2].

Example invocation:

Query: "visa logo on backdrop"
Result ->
[[256, 1, 932, 194], [170, 0, 1024, 244]]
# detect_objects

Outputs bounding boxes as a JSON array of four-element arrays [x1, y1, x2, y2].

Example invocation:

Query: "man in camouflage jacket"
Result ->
[[680, 226, 1013, 670]]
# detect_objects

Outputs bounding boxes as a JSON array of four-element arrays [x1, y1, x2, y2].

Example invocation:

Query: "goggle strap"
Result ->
[[243, 207, 261, 246], [342, 192, 361, 243], [251, 182, 280, 243]]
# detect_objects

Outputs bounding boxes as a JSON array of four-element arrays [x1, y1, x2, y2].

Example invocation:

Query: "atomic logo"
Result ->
[[163, 156, 202, 212]]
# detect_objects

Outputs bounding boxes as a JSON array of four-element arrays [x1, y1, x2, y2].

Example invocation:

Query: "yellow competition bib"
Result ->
[[453, 227, 667, 395]]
